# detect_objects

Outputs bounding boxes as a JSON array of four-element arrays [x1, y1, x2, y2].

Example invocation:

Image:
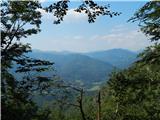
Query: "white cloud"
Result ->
[[27, 24, 151, 53], [37, 8, 87, 23], [39, 0, 46, 3], [64, 9, 87, 23], [110, 24, 129, 33], [37, 8, 46, 14], [87, 27, 151, 52], [73, 35, 84, 40], [37, 8, 55, 20]]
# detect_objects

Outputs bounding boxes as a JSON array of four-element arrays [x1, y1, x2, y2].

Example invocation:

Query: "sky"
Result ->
[[23, 1, 151, 53]]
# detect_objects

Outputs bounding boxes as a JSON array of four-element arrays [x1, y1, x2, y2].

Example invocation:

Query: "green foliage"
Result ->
[[45, 0, 120, 24], [101, 46, 160, 120], [102, 60, 160, 119], [129, 1, 160, 41], [138, 43, 160, 65], [1, 1, 54, 120], [74, 0, 120, 23], [39, 94, 97, 120], [101, 1, 160, 120]]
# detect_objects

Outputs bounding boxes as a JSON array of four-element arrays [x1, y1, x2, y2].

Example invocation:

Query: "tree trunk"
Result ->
[[79, 89, 86, 120], [97, 91, 101, 120]]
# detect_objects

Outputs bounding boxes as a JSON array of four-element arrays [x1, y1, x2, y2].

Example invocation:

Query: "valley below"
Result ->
[[28, 48, 138, 91]]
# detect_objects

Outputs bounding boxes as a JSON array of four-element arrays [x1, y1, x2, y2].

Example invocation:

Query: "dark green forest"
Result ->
[[1, 1, 160, 120]]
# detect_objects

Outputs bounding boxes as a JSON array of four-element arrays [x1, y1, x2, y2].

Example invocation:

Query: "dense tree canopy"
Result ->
[[1, 1, 55, 120], [100, 1, 160, 120]]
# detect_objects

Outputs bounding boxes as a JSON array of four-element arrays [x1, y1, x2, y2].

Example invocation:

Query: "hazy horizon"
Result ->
[[32, 47, 142, 54]]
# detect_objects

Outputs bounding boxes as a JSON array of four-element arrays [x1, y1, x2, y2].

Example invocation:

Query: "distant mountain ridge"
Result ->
[[28, 51, 114, 89], [85, 49, 138, 69], [27, 48, 138, 89]]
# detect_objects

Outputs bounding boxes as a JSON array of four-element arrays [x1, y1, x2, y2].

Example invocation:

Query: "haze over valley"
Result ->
[[28, 48, 138, 90]]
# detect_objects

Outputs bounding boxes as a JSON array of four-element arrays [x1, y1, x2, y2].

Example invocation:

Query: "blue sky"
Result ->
[[23, 1, 151, 53]]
